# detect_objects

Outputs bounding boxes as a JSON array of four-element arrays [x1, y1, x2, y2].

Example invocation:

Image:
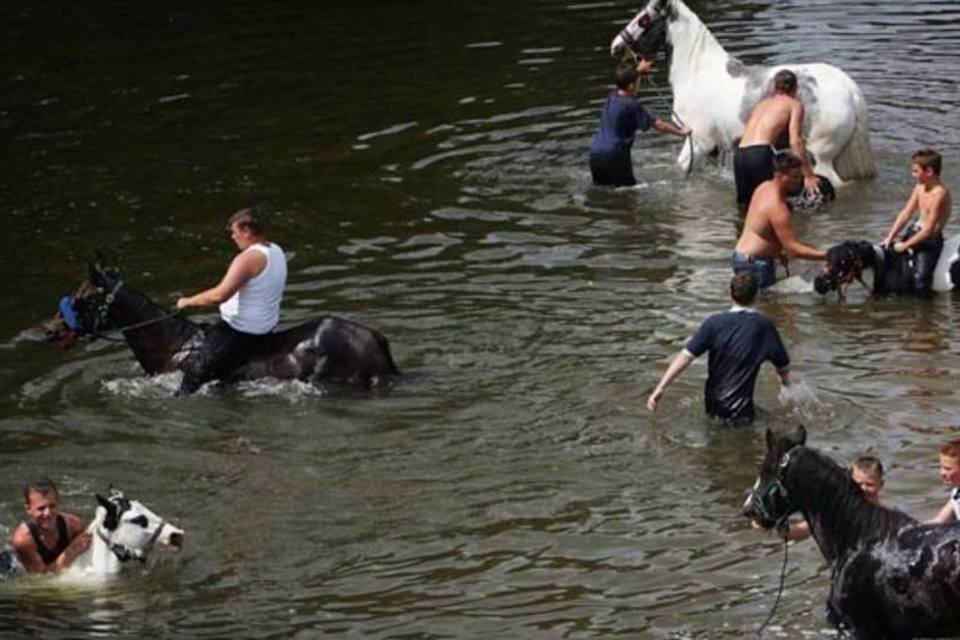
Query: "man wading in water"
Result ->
[[646, 273, 791, 424], [10, 479, 90, 574], [176, 208, 287, 395]]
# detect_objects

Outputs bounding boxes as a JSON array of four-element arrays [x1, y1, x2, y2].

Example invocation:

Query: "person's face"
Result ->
[[851, 468, 883, 504], [778, 167, 804, 195], [25, 490, 59, 530], [911, 162, 935, 186], [939, 453, 960, 487], [229, 222, 253, 250]]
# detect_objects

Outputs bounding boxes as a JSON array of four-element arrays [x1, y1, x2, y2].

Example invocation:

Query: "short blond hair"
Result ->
[[227, 208, 265, 236]]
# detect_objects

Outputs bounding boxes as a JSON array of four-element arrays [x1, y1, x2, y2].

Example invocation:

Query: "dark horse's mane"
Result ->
[[785, 447, 915, 562]]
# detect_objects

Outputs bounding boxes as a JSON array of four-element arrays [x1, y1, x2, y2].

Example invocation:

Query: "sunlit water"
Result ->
[[1, 0, 959, 637]]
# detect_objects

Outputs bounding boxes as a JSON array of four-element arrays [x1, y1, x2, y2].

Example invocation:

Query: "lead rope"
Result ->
[[756, 535, 789, 638]]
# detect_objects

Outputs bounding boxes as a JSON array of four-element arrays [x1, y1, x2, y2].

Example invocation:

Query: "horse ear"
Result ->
[[793, 424, 807, 445], [765, 428, 775, 451], [96, 493, 120, 530]]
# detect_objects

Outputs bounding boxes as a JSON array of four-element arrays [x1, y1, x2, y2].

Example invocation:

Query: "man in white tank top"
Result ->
[[175, 208, 287, 394]]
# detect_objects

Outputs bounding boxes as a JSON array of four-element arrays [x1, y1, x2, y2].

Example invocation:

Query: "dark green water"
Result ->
[[1, 0, 959, 637]]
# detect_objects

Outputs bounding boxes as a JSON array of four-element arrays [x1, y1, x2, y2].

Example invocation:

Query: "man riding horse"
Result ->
[[176, 208, 287, 395]]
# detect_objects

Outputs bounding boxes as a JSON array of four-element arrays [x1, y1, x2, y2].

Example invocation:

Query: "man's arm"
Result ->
[[930, 499, 957, 524], [788, 101, 820, 195], [647, 351, 694, 411], [770, 204, 826, 260], [883, 186, 920, 248], [176, 251, 265, 309], [12, 526, 48, 573], [653, 118, 691, 138]]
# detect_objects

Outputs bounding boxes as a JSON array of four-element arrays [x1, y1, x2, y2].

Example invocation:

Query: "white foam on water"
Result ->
[[100, 374, 326, 401], [778, 379, 819, 407], [770, 274, 814, 295]]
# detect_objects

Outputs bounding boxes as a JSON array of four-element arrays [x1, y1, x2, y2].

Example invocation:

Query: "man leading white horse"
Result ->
[[735, 70, 820, 208]]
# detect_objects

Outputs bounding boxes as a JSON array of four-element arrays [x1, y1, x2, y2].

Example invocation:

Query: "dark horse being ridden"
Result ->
[[814, 235, 960, 300], [48, 262, 399, 393], [744, 425, 960, 639]]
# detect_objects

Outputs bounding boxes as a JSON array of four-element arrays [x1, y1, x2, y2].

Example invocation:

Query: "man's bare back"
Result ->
[[740, 94, 798, 148]]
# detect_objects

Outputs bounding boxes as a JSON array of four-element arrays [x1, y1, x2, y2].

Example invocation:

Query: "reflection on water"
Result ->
[[1, 0, 959, 636]]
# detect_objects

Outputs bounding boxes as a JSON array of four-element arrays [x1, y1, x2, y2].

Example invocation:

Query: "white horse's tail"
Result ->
[[833, 86, 876, 182]]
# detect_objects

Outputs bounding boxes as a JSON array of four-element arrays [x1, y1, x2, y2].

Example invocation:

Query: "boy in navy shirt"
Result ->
[[647, 273, 790, 423], [590, 59, 690, 187]]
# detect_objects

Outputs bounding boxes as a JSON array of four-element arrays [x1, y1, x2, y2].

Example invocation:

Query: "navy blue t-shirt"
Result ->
[[684, 308, 790, 422], [590, 92, 654, 156]]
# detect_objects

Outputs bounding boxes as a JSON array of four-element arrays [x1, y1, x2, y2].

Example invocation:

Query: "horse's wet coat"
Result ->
[[745, 426, 960, 639], [610, 0, 875, 186]]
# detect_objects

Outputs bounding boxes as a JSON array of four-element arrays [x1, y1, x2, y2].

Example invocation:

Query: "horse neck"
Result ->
[[783, 449, 911, 564], [108, 286, 198, 374], [667, 0, 731, 83], [69, 518, 121, 576]]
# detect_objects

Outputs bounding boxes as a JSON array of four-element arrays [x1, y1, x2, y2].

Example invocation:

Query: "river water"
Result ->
[[1, 0, 959, 637]]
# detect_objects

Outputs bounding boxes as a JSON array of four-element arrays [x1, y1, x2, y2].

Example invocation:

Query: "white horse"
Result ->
[[610, 0, 876, 186], [59, 487, 184, 582]]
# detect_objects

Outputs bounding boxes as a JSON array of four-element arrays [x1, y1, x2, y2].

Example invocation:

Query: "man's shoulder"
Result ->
[[62, 512, 85, 533], [11, 523, 33, 549]]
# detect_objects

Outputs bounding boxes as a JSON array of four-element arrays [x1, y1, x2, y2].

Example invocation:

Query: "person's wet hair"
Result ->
[[614, 61, 640, 90], [773, 150, 803, 174], [911, 148, 942, 176], [774, 69, 797, 94], [24, 478, 59, 503], [940, 439, 960, 460], [730, 272, 758, 306], [227, 207, 266, 236], [852, 455, 884, 480]]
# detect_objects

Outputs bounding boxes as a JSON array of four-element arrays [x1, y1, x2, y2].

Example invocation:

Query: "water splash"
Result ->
[[778, 379, 819, 407]]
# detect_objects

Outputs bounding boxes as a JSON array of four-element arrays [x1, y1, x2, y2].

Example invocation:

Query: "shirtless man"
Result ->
[[732, 151, 826, 288], [11, 479, 90, 574], [734, 69, 821, 208], [881, 149, 952, 294]]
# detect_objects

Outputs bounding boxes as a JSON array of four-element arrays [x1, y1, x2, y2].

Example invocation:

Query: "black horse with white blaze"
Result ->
[[814, 234, 960, 299], [48, 262, 400, 392], [744, 425, 960, 639]]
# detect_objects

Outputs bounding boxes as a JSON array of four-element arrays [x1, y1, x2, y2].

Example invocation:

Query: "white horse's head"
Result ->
[[94, 487, 184, 564], [610, 0, 676, 59]]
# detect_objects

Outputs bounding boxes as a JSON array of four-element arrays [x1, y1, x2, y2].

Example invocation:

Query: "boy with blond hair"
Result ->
[[930, 439, 960, 523]]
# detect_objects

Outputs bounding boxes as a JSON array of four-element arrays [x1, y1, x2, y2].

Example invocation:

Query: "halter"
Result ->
[[82, 279, 183, 342], [749, 445, 803, 530], [96, 518, 167, 564]]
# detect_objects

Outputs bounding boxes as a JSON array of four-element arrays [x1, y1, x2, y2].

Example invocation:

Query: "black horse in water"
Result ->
[[814, 236, 960, 299], [47, 263, 399, 393], [744, 425, 960, 639]]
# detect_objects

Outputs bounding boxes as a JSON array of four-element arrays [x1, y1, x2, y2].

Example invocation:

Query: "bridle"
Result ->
[[96, 516, 168, 564], [79, 279, 182, 342], [748, 445, 803, 530]]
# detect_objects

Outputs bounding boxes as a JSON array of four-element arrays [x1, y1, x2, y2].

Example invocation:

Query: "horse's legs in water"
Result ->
[[177, 321, 260, 395]]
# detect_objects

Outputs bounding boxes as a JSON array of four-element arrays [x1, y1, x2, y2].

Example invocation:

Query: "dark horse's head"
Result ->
[[742, 425, 807, 530], [45, 259, 124, 347], [813, 240, 878, 300], [610, 0, 674, 60]]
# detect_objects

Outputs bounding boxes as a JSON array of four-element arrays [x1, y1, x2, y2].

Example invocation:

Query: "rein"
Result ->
[[87, 280, 183, 342], [756, 537, 789, 638]]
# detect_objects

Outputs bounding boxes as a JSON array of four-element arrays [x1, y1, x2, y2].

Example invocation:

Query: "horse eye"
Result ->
[[129, 515, 149, 528]]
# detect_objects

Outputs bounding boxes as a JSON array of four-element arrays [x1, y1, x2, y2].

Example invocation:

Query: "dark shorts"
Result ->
[[590, 150, 636, 187], [732, 251, 777, 289], [178, 320, 266, 394], [733, 144, 774, 207], [902, 226, 944, 293]]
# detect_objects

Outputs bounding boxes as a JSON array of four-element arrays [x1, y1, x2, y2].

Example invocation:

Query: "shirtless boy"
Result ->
[[734, 69, 820, 207], [732, 151, 826, 288], [881, 149, 952, 295]]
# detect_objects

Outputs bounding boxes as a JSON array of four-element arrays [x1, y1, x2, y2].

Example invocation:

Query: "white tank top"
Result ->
[[951, 488, 960, 521], [219, 243, 287, 334]]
